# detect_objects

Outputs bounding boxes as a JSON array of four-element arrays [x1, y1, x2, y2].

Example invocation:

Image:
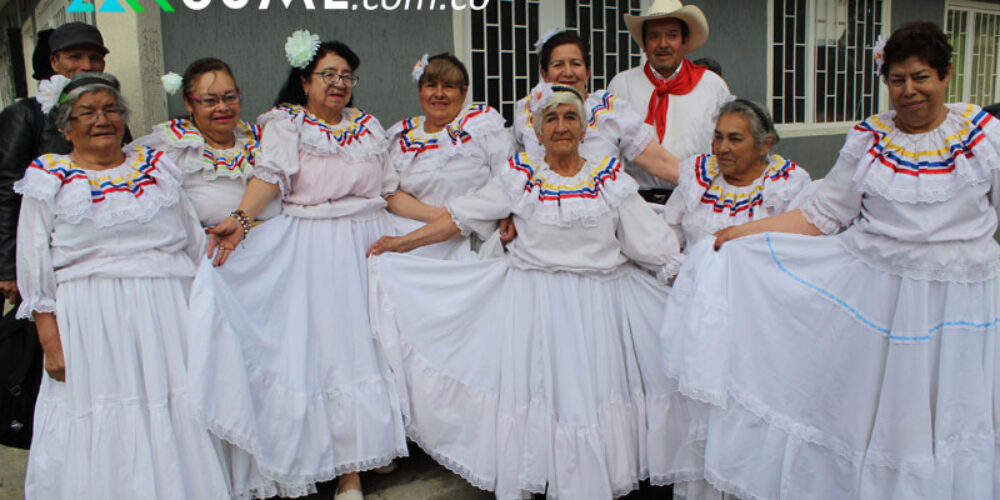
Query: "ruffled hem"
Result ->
[[257, 105, 387, 160], [849, 103, 1000, 203], [15, 147, 184, 228], [800, 202, 843, 235], [499, 153, 639, 228], [656, 254, 685, 283], [15, 296, 56, 320], [620, 122, 655, 161]]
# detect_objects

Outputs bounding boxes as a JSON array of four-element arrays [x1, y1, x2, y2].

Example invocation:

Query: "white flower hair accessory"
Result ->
[[528, 81, 554, 116], [873, 34, 888, 75], [37, 75, 71, 114], [161, 72, 183, 95], [411, 53, 430, 83], [285, 29, 321, 69], [534, 28, 561, 54]]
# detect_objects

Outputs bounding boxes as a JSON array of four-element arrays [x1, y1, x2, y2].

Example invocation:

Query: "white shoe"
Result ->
[[371, 462, 398, 475], [332, 489, 363, 500]]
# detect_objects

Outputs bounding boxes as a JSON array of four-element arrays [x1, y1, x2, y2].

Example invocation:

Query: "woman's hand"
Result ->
[[0, 280, 19, 304], [367, 236, 411, 256], [205, 217, 244, 267], [498, 217, 517, 243], [34, 312, 65, 382], [713, 224, 755, 251]]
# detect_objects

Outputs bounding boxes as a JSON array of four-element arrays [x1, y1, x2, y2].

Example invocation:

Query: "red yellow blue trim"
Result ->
[[693, 154, 799, 217], [397, 105, 490, 158], [276, 105, 373, 147], [509, 153, 622, 203], [29, 147, 163, 204]]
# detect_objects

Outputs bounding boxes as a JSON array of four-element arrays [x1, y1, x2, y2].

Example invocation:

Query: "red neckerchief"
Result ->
[[643, 59, 707, 142]]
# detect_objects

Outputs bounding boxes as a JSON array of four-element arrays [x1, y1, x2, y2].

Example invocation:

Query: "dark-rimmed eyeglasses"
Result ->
[[70, 107, 124, 125], [187, 91, 242, 108], [312, 71, 359, 88]]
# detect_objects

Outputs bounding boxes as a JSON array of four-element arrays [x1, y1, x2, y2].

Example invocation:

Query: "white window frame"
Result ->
[[767, 0, 891, 138], [946, 0, 1000, 105]]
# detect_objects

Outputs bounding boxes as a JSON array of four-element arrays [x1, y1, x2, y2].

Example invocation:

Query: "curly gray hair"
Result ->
[[53, 72, 130, 134]]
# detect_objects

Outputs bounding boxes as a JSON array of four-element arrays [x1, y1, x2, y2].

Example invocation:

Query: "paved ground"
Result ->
[[1, 443, 670, 499]]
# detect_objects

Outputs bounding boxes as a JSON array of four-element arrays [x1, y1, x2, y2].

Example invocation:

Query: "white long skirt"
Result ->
[[370, 254, 671, 500], [187, 212, 408, 498], [655, 233, 1000, 500], [25, 277, 230, 500]]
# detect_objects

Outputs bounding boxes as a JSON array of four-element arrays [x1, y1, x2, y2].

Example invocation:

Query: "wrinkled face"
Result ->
[[302, 52, 353, 119], [184, 70, 241, 141], [64, 90, 124, 151], [419, 77, 467, 126], [537, 103, 584, 157], [712, 113, 770, 183], [643, 18, 688, 76], [541, 43, 590, 94], [886, 55, 950, 133], [50, 45, 106, 77]]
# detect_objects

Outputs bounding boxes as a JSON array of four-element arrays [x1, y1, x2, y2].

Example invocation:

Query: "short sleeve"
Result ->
[[446, 176, 512, 238], [253, 117, 301, 195], [15, 196, 57, 319], [801, 134, 867, 234], [616, 193, 682, 280]]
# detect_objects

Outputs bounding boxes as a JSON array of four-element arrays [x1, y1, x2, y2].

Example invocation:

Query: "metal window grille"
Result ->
[[470, 0, 540, 125], [770, 0, 885, 125], [946, 5, 1000, 106], [564, 0, 644, 92]]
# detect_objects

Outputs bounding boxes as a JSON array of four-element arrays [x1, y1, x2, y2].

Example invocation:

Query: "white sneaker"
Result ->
[[332, 489, 363, 500]]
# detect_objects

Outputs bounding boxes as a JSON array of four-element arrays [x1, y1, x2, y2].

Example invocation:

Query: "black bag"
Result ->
[[0, 302, 42, 449]]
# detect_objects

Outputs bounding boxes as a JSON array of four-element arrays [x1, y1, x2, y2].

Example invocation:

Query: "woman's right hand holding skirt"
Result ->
[[34, 312, 65, 381]]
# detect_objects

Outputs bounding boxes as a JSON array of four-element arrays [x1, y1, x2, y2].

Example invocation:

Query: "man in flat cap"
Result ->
[[609, 0, 731, 204], [0, 22, 112, 449]]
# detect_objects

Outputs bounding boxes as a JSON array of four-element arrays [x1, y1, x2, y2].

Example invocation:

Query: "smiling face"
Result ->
[[302, 52, 353, 121], [64, 89, 124, 152], [540, 43, 590, 94], [643, 17, 688, 76], [537, 102, 584, 158], [712, 112, 770, 185], [419, 77, 467, 130], [886, 55, 950, 134], [184, 70, 240, 145]]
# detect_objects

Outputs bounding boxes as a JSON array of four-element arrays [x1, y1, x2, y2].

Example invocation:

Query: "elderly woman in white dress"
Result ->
[[15, 72, 228, 498], [513, 30, 681, 187], [385, 53, 513, 259], [662, 98, 811, 254], [133, 57, 279, 228], [368, 85, 681, 499], [185, 33, 406, 500], [654, 22, 1000, 499]]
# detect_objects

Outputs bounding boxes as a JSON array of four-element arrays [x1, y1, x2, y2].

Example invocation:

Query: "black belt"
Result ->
[[638, 188, 673, 205]]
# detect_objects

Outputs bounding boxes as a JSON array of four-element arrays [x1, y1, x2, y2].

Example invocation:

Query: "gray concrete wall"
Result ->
[[160, 7, 453, 131]]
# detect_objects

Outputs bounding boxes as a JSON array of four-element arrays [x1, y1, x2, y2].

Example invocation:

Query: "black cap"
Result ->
[[49, 22, 109, 55], [32, 29, 55, 81]]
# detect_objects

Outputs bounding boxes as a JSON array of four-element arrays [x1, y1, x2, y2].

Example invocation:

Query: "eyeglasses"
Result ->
[[69, 107, 124, 124], [187, 92, 242, 108], [312, 71, 359, 88]]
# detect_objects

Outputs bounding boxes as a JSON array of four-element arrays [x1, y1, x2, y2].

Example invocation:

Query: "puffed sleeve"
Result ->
[[484, 127, 516, 177], [446, 176, 512, 238], [15, 196, 56, 319], [593, 91, 655, 161], [800, 133, 867, 234], [381, 151, 400, 197], [253, 116, 301, 196], [661, 190, 686, 251], [616, 193, 683, 281]]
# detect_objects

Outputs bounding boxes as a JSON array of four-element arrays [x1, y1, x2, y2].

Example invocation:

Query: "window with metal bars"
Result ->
[[946, 3, 1000, 106], [564, 0, 644, 92], [769, 0, 887, 128], [469, 0, 540, 125]]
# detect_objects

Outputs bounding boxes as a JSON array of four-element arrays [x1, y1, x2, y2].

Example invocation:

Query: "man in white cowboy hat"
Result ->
[[608, 0, 731, 203]]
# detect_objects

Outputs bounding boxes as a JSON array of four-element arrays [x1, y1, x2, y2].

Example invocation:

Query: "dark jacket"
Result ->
[[0, 98, 71, 281], [0, 97, 132, 281]]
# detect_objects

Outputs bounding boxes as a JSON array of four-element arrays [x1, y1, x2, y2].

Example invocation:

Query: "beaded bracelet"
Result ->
[[229, 209, 253, 240]]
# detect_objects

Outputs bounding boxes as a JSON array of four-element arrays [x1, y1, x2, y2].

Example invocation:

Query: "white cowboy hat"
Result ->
[[624, 0, 709, 52]]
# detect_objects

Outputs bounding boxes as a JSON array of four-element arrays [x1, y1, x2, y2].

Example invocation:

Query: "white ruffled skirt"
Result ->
[[655, 233, 1000, 500], [370, 254, 671, 500], [25, 277, 230, 500], [187, 212, 408, 498]]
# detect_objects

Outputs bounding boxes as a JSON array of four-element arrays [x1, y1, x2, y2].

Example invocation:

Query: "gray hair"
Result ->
[[718, 99, 779, 151], [53, 72, 130, 133], [531, 87, 587, 135]]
